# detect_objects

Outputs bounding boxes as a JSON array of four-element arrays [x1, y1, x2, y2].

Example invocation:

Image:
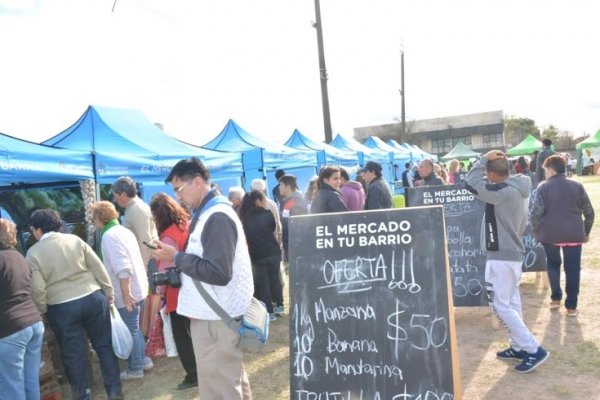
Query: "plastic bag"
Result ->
[[160, 307, 178, 357], [110, 306, 133, 359]]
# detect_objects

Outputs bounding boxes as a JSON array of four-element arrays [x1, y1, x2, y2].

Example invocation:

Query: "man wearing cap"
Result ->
[[363, 161, 392, 210]]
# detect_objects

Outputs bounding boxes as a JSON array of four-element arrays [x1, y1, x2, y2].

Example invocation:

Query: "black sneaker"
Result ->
[[496, 347, 526, 361], [175, 379, 198, 391], [515, 347, 549, 373]]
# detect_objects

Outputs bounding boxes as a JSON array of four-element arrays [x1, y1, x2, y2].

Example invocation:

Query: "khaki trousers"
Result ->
[[190, 319, 252, 400]]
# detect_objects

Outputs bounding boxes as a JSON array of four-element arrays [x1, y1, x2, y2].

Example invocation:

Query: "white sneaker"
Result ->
[[143, 357, 154, 371], [120, 370, 143, 380]]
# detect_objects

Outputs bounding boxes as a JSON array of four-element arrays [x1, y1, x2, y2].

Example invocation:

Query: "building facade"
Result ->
[[354, 110, 505, 159]]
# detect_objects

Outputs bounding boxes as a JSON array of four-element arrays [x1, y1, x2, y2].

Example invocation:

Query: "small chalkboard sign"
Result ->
[[407, 185, 487, 307], [289, 207, 461, 400], [522, 188, 547, 271]]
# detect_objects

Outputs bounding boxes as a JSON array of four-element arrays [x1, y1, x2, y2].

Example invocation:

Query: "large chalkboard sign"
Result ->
[[407, 185, 487, 307], [289, 207, 461, 400]]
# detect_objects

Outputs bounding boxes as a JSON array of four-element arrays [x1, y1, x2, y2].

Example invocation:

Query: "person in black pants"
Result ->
[[238, 190, 283, 320], [149, 193, 198, 391]]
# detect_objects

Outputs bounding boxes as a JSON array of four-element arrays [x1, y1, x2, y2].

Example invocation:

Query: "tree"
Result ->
[[541, 125, 560, 141], [391, 118, 416, 144], [504, 116, 540, 147]]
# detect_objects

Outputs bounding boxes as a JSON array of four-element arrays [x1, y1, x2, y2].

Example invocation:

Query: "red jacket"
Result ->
[[158, 223, 189, 313]]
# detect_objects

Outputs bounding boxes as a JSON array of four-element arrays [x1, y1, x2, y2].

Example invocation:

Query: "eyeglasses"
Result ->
[[173, 179, 193, 194]]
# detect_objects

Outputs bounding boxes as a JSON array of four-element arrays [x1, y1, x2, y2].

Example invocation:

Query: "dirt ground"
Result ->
[[87, 176, 600, 400]]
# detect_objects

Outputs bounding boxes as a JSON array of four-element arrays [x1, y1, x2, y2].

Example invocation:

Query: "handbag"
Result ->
[[140, 293, 162, 338], [192, 280, 269, 349], [110, 306, 133, 359], [145, 312, 166, 359]]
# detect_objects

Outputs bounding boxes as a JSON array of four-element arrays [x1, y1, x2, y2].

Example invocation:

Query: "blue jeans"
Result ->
[[543, 244, 582, 310], [118, 300, 145, 373], [0, 320, 44, 400], [47, 290, 122, 400]]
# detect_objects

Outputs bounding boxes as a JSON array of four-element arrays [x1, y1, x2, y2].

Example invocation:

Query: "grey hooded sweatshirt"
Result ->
[[465, 157, 532, 262]]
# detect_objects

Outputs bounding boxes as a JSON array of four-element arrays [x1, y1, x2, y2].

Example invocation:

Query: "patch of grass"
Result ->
[[550, 385, 572, 396], [574, 340, 600, 373]]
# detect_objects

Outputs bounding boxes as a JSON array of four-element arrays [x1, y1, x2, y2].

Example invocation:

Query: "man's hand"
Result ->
[[151, 240, 177, 262], [483, 150, 507, 161], [122, 292, 136, 312]]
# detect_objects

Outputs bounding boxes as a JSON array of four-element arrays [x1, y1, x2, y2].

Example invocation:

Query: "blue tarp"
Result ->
[[0, 132, 94, 187], [284, 129, 359, 169], [202, 120, 318, 193], [42, 106, 243, 186]]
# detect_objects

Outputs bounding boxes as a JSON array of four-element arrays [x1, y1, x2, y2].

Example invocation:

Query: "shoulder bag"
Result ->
[[192, 280, 269, 350]]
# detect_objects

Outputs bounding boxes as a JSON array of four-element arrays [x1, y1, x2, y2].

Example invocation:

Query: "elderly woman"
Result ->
[[530, 155, 595, 317], [91, 201, 150, 380], [26, 209, 122, 400], [0, 218, 44, 400]]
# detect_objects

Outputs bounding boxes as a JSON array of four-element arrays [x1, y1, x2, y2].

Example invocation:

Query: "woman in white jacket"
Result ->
[[92, 201, 150, 380]]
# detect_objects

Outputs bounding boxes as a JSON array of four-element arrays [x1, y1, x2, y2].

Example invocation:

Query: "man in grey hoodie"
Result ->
[[465, 150, 549, 374]]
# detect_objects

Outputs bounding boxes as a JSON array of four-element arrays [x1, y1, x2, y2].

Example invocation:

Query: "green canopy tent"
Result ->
[[440, 141, 480, 161], [576, 129, 600, 174], [507, 134, 543, 156]]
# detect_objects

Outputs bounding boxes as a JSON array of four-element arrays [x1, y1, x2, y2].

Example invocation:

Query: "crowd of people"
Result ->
[[0, 143, 594, 398]]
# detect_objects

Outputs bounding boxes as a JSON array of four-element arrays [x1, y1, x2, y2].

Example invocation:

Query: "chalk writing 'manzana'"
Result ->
[[314, 298, 376, 323]]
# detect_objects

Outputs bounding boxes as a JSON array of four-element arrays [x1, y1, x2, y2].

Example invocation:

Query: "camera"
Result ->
[[151, 267, 182, 288]]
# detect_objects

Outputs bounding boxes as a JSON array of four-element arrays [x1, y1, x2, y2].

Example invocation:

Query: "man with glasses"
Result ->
[[151, 157, 254, 399]]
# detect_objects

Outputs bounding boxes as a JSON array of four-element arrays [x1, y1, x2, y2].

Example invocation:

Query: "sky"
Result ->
[[0, 0, 598, 148]]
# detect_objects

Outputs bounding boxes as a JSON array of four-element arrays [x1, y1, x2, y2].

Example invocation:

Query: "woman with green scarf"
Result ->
[[92, 201, 149, 381]]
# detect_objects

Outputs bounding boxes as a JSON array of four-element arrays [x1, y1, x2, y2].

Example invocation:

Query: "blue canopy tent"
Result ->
[[284, 129, 359, 170], [0, 132, 97, 246], [330, 134, 394, 186], [202, 120, 319, 196], [410, 143, 437, 161], [364, 137, 411, 176], [1, 132, 94, 187], [387, 139, 417, 161], [42, 106, 243, 201]]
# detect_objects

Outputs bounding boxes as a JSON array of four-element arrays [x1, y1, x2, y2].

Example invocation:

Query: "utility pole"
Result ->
[[399, 46, 406, 139], [313, 0, 333, 143]]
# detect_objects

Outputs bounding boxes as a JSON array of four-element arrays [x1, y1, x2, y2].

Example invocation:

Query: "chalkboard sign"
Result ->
[[522, 188, 547, 271], [407, 185, 487, 307], [452, 172, 467, 183], [288, 207, 461, 400]]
